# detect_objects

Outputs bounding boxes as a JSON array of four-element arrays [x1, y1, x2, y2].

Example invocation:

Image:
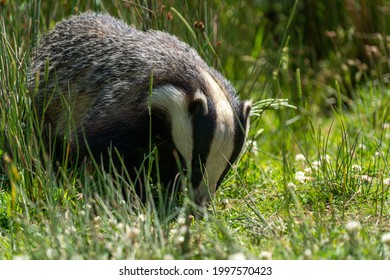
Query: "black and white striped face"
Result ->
[[152, 70, 251, 207]]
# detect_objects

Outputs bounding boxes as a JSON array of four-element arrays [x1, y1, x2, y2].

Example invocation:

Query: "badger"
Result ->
[[28, 12, 251, 207]]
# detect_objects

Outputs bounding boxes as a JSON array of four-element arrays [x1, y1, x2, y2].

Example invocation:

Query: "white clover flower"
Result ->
[[84, 203, 92, 210], [303, 249, 312, 260], [259, 251, 272, 260], [358, 143, 367, 150], [360, 175, 373, 183], [229, 252, 247, 260], [138, 214, 145, 222], [71, 254, 84, 260], [382, 122, 390, 129], [176, 236, 185, 244], [170, 228, 178, 236], [345, 220, 362, 233], [246, 140, 259, 156], [125, 227, 140, 241], [383, 178, 390, 186], [46, 248, 55, 259], [177, 216, 186, 225], [295, 171, 307, 183], [178, 225, 188, 235], [57, 234, 65, 248], [108, 218, 118, 227], [295, 153, 306, 162], [221, 198, 229, 206], [381, 233, 390, 245], [117, 223, 125, 231], [163, 254, 174, 260], [13, 255, 30, 260], [287, 182, 297, 190], [312, 160, 321, 167], [64, 226, 76, 235], [351, 164, 362, 172], [304, 167, 312, 174]]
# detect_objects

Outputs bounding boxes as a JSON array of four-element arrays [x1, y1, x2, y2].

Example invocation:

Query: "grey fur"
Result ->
[[29, 12, 251, 206]]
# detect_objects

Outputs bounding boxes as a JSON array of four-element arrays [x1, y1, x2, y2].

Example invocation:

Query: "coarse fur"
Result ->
[[29, 12, 251, 207]]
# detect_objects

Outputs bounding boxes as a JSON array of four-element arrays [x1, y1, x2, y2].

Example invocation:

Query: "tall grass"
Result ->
[[0, 0, 389, 260]]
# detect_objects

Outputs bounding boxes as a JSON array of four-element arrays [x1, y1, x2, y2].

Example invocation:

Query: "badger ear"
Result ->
[[189, 89, 209, 116], [242, 99, 252, 121]]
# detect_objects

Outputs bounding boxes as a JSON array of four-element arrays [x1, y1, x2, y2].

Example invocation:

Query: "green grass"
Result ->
[[0, 0, 389, 260]]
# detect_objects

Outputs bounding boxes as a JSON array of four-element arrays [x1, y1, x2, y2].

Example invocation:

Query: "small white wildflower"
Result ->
[[382, 122, 390, 129], [295, 154, 306, 162], [64, 226, 76, 235], [176, 235, 185, 244], [351, 164, 362, 172], [13, 255, 30, 260], [163, 254, 174, 260], [358, 143, 367, 150], [84, 203, 92, 210], [287, 182, 297, 190], [108, 218, 118, 227], [178, 225, 188, 235], [57, 234, 65, 248], [383, 178, 390, 186], [46, 248, 55, 259], [304, 167, 312, 174], [360, 175, 373, 183], [105, 242, 113, 251], [295, 171, 307, 183], [247, 140, 259, 156], [93, 216, 101, 223], [79, 210, 86, 216], [170, 228, 178, 236], [375, 151, 382, 157], [303, 249, 312, 260], [177, 216, 186, 225], [117, 223, 125, 231], [71, 254, 84, 260], [228, 252, 246, 260], [312, 160, 321, 168], [259, 251, 272, 260], [221, 198, 229, 206], [138, 214, 145, 222], [381, 233, 390, 245], [125, 227, 140, 241], [345, 220, 362, 234], [320, 238, 330, 246]]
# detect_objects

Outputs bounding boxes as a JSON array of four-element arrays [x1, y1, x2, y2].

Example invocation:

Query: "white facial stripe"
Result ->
[[150, 85, 193, 170], [199, 70, 235, 195]]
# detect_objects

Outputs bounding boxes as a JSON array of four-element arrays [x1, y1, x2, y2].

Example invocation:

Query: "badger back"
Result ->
[[28, 12, 251, 206]]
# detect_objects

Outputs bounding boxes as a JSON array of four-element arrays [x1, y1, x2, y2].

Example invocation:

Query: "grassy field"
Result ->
[[0, 0, 389, 259]]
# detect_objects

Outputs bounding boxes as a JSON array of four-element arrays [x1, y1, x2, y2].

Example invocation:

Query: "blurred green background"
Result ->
[[1, 0, 390, 260], [2, 0, 390, 111]]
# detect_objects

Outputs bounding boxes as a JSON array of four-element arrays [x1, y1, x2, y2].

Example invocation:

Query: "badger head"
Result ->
[[151, 69, 251, 207]]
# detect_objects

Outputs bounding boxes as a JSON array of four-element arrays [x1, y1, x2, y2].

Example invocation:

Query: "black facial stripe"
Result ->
[[216, 103, 247, 188], [191, 98, 216, 190]]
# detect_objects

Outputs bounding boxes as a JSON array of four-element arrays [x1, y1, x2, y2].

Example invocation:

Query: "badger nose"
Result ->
[[192, 182, 213, 208]]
